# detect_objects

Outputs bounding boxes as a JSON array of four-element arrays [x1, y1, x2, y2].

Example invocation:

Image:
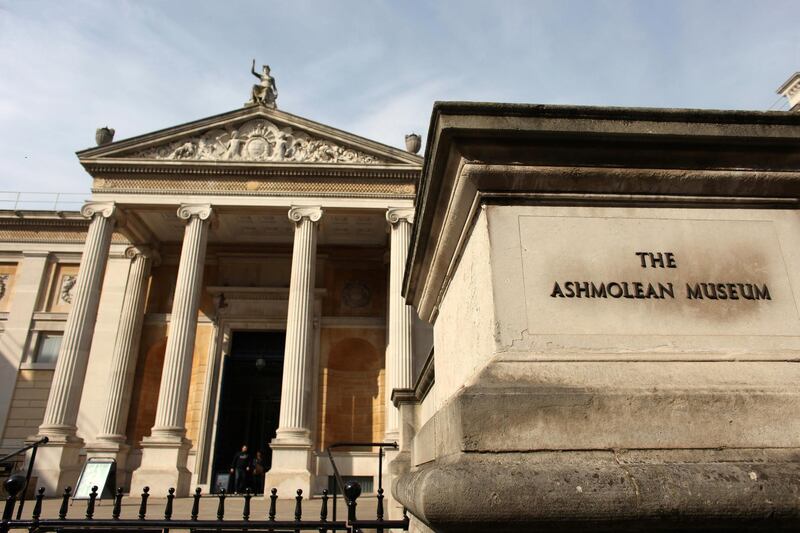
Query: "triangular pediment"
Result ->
[[77, 105, 422, 166]]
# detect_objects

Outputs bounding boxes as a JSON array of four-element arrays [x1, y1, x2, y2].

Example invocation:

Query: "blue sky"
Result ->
[[0, 0, 797, 199]]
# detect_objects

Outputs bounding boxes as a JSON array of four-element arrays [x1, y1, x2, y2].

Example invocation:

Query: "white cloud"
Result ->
[[0, 0, 796, 196]]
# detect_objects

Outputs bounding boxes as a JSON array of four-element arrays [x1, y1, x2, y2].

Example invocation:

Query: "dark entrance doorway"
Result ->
[[211, 330, 285, 493]]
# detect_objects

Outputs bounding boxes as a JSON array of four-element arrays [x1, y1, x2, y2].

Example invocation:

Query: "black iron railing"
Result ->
[[0, 436, 48, 520], [325, 440, 398, 528], [1, 481, 408, 533]]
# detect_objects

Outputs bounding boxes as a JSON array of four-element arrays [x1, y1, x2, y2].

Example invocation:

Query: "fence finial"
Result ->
[[191, 487, 202, 520], [138, 486, 149, 519], [268, 488, 277, 521], [58, 487, 72, 520], [112, 487, 123, 519]]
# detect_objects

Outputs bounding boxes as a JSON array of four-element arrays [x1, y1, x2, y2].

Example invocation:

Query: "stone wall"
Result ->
[[317, 327, 385, 450], [125, 324, 167, 447], [184, 323, 214, 445], [0, 369, 53, 455]]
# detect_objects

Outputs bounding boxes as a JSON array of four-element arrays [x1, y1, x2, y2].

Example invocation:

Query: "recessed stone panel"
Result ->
[[517, 213, 799, 336], [484, 206, 800, 354]]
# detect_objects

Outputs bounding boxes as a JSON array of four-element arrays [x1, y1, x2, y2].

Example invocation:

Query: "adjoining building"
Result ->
[[393, 78, 800, 531], [0, 84, 430, 498]]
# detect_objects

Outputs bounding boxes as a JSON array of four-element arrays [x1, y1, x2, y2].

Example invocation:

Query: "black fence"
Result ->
[[0, 437, 48, 520], [1, 481, 408, 532]]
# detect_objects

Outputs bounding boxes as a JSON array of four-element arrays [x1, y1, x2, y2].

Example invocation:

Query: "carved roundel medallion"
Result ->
[[245, 137, 270, 159], [342, 280, 371, 309]]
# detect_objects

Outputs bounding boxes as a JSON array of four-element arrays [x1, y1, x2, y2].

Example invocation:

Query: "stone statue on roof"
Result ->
[[248, 59, 278, 108]]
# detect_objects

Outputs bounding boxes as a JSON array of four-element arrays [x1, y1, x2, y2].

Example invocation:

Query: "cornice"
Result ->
[[76, 105, 423, 165], [406, 102, 800, 323], [89, 188, 415, 200], [0, 217, 90, 229], [81, 160, 420, 180]]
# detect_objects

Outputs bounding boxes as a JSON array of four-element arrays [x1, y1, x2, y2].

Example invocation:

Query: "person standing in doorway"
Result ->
[[230, 444, 251, 494], [251, 450, 266, 494]]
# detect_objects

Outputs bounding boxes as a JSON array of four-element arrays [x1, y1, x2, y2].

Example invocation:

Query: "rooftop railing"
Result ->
[[0, 192, 86, 212]]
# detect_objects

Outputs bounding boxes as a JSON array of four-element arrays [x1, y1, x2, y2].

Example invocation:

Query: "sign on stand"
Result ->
[[73, 458, 116, 500]]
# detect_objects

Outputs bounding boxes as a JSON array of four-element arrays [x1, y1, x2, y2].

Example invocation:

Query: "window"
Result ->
[[34, 333, 62, 364]]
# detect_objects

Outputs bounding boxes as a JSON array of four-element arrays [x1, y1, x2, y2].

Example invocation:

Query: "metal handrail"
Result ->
[[0, 437, 48, 464], [0, 192, 85, 212], [0, 436, 48, 520], [325, 441, 398, 528]]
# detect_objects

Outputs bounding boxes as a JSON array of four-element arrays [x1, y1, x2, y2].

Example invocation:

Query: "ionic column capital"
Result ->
[[288, 206, 323, 224], [386, 207, 415, 225], [81, 201, 121, 221], [177, 203, 213, 221], [124, 245, 161, 266]]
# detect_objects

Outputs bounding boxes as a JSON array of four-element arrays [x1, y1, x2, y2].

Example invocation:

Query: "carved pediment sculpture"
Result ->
[[130, 119, 386, 164], [0, 274, 8, 300]]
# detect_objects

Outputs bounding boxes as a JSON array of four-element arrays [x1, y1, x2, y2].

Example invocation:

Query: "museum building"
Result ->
[[0, 79, 429, 497], [4, 69, 800, 531]]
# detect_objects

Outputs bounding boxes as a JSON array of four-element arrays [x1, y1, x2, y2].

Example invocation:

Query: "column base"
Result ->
[[265, 440, 313, 497], [129, 436, 191, 497], [85, 437, 130, 490], [28, 433, 84, 495]]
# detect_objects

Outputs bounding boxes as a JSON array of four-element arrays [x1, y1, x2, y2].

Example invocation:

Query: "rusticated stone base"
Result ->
[[394, 449, 800, 532]]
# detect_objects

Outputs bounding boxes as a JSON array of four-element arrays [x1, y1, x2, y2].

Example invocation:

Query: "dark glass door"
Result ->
[[211, 331, 285, 492]]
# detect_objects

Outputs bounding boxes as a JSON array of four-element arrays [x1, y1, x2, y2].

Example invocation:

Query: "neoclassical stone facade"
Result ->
[[0, 102, 428, 497]]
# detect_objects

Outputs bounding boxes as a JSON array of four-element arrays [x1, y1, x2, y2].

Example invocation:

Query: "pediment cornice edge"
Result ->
[[77, 106, 423, 165]]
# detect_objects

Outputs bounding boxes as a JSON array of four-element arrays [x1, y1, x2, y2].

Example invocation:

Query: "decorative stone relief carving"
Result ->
[[342, 280, 371, 309], [0, 274, 8, 300], [130, 119, 386, 164], [60, 275, 77, 304]]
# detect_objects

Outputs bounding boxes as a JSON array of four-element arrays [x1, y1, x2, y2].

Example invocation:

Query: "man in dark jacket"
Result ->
[[229, 444, 251, 494]]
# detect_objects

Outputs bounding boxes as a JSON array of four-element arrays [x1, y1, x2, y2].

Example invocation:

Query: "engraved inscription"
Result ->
[[550, 251, 772, 301]]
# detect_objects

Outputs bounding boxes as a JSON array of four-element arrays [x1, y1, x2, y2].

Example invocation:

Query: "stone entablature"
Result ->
[[90, 176, 415, 199], [0, 211, 130, 244]]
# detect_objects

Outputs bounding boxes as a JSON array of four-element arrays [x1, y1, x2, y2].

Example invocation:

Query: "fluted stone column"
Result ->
[[86, 246, 155, 485], [385, 208, 415, 440], [35, 202, 119, 493], [266, 206, 322, 497], [130, 204, 212, 496]]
